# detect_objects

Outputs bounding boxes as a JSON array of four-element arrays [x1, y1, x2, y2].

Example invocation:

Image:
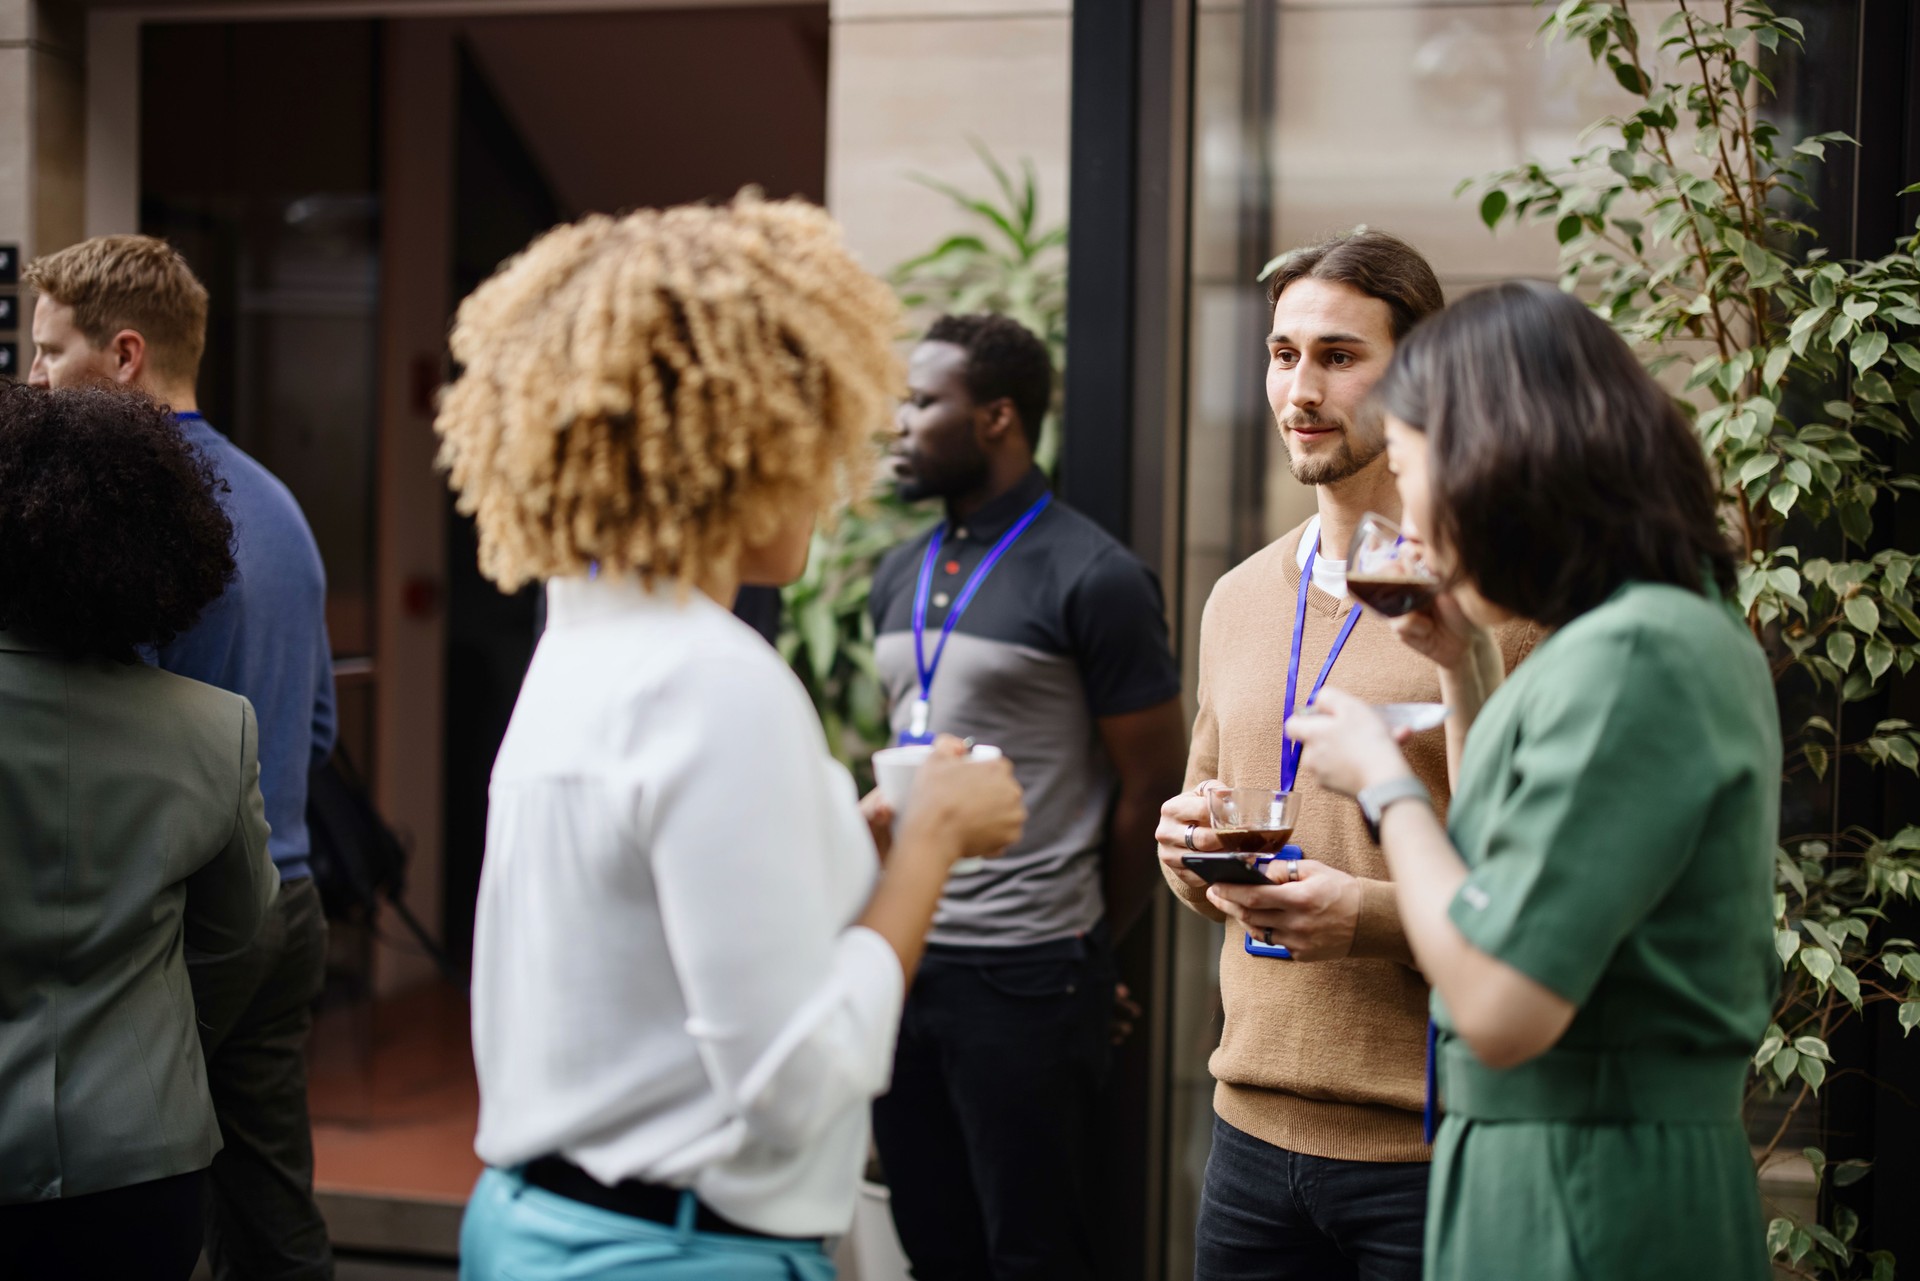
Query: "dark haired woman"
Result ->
[[1288, 281, 1776, 1280], [0, 384, 277, 1280]]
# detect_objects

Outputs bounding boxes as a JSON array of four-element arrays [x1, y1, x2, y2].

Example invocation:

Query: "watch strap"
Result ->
[[1358, 775, 1432, 843]]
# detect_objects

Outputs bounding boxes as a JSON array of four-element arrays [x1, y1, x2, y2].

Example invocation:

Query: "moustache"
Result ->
[[1279, 411, 1344, 433]]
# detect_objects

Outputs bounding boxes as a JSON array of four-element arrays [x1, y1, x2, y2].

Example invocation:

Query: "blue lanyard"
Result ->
[[904, 493, 1052, 743], [1281, 544, 1364, 791], [174, 411, 205, 423]]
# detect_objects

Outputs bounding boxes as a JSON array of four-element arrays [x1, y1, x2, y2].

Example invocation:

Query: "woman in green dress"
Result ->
[[1284, 281, 1778, 1280]]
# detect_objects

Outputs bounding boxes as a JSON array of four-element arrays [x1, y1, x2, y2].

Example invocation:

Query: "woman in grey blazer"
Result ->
[[0, 384, 278, 1280]]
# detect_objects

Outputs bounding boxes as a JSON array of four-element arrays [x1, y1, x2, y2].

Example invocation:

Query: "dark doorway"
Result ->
[[138, 19, 382, 770], [436, 6, 832, 970], [440, 40, 562, 972]]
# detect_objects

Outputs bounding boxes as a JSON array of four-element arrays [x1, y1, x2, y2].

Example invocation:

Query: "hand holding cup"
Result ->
[[1156, 780, 1223, 891], [882, 736, 1025, 870]]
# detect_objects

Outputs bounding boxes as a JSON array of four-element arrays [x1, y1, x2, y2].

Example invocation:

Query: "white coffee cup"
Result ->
[[870, 743, 1004, 875]]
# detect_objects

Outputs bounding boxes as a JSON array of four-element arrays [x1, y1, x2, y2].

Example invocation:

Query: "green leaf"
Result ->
[[1833, 1160, 1871, 1188], [1844, 298, 1878, 322], [1846, 595, 1881, 633], [1868, 636, 1898, 682], [799, 594, 837, 687], [1737, 454, 1778, 485], [1902, 1001, 1920, 1035], [1841, 499, 1874, 544], [1774, 1044, 1801, 1080], [1768, 481, 1798, 516], [1801, 948, 1836, 984], [1763, 346, 1792, 387], [1807, 1222, 1848, 1258], [1852, 330, 1890, 373], [1479, 189, 1508, 230], [1767, 1218, 1794, 1259], [1857, 369, 1895, 403], [1740, 240, 1770, 281], [1794, 1036, 1833, 1062], [1827, 631, 1857, 672], [1611, 59, 1650, 96], [1556, 213, 1583, 245], [1805, 741, 1829, 779], [1886, 726, 1916, 765], [1799, 1054, 1829, 1091], [1834, 964, 1864, 1009]]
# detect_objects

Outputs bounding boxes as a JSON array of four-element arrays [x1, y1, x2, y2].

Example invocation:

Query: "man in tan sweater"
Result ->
[[1156, 231, 1531, 1281]]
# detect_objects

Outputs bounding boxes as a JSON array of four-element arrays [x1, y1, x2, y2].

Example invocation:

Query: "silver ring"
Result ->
[[1289, 860, 1301, 883], [1184, 823, 1198, 852]]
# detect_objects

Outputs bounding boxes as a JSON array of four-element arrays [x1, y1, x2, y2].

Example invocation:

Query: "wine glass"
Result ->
[[1346, 512, 1440, 618]]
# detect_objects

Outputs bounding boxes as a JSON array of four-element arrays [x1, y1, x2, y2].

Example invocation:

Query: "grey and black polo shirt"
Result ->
[[871, 468, 1182, 947]]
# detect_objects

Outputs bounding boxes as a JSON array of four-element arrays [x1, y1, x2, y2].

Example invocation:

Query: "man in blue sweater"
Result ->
[[29, 236, 337, 1280]]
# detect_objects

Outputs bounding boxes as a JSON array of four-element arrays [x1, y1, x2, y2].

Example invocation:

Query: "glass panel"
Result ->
[[139, 22, 381, 661]]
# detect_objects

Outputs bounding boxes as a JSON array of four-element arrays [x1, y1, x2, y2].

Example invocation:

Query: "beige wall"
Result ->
[[1, 0, 86, 372], [826, 0, 1070, 282]]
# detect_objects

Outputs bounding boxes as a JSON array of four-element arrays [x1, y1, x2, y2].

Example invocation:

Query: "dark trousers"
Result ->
[[0, 1169, 204, 1281], [1195, 1115, 1428, 1281], [189, 875, 334, 1281], [871, 927, 1115, 1281]]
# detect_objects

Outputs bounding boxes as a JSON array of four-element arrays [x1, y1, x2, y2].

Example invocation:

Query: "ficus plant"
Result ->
[[779, 143, 1067, 781], [1464, 3, 1920, 1277]]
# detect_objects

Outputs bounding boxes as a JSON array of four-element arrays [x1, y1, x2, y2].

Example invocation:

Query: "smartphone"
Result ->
[[1181, 854, 1272, 885]]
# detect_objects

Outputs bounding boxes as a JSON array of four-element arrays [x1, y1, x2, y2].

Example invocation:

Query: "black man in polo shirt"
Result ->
[[867, 313, 1188, 1280]]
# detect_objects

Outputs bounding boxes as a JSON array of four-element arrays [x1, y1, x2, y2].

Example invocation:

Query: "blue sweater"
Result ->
[[154, 414, 336, 882]]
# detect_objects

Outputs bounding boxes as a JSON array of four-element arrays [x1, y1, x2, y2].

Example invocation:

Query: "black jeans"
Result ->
[[189, 875, 333, 1281], [1195, 1115, 1429, 1281], [871, 926, 1115, 1281], [0, 1169, 204, 1280]]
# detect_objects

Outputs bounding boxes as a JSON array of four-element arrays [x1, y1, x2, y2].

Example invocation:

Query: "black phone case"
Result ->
[[1181, 855, 1270, 885]]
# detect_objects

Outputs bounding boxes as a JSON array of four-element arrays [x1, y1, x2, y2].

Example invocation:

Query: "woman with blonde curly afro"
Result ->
[[447, 194, 1026, 1280]]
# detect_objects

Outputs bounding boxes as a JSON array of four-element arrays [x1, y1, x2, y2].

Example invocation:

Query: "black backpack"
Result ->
[[306, 749, 465, 986]]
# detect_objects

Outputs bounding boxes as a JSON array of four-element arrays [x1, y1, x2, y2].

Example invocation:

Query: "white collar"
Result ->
[[544, 573, 725, 629]]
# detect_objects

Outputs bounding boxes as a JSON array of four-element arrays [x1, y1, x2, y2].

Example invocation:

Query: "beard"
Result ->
[[1276, 407, 1386, 486], [891, 445, 990, 504]]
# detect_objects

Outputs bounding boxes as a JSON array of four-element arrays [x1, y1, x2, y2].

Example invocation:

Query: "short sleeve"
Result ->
[[1447, 626, 1711, 1005], [1064, 548, 1182, 719]]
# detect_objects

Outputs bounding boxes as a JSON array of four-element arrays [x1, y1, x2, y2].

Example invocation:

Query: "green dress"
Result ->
[[1429, 582, 1779, 1281]]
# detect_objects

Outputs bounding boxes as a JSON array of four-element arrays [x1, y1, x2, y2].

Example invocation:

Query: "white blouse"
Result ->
[[470, 575, 904, 1237]]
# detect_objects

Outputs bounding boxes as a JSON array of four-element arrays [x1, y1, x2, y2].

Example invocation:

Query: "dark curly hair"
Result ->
[[0, 383, 235, 661], [924, 313, 1053, 448]]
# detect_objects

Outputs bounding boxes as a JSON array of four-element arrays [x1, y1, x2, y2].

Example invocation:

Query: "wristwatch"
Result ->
[[1357, 775, 1432, 843]]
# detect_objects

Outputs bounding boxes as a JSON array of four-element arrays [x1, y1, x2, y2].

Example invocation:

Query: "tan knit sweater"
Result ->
[[1166, 520, 1535, 1162]]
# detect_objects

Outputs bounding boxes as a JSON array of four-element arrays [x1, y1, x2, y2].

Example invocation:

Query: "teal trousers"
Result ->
[[460, 1168, 837, 1280]]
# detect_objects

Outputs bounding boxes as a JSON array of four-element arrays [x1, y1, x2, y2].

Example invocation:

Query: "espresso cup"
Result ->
[[870, 742, 1005, 875]]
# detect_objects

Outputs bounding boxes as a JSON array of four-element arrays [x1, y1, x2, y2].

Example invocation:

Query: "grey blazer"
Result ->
[[0, 632, 277, 1203]]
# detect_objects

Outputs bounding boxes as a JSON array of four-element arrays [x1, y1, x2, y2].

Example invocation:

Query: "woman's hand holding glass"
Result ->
[[1386, 586, 1486, 673], [1349, 512, 1488, 675], [1285, 687, 1415, 799]]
